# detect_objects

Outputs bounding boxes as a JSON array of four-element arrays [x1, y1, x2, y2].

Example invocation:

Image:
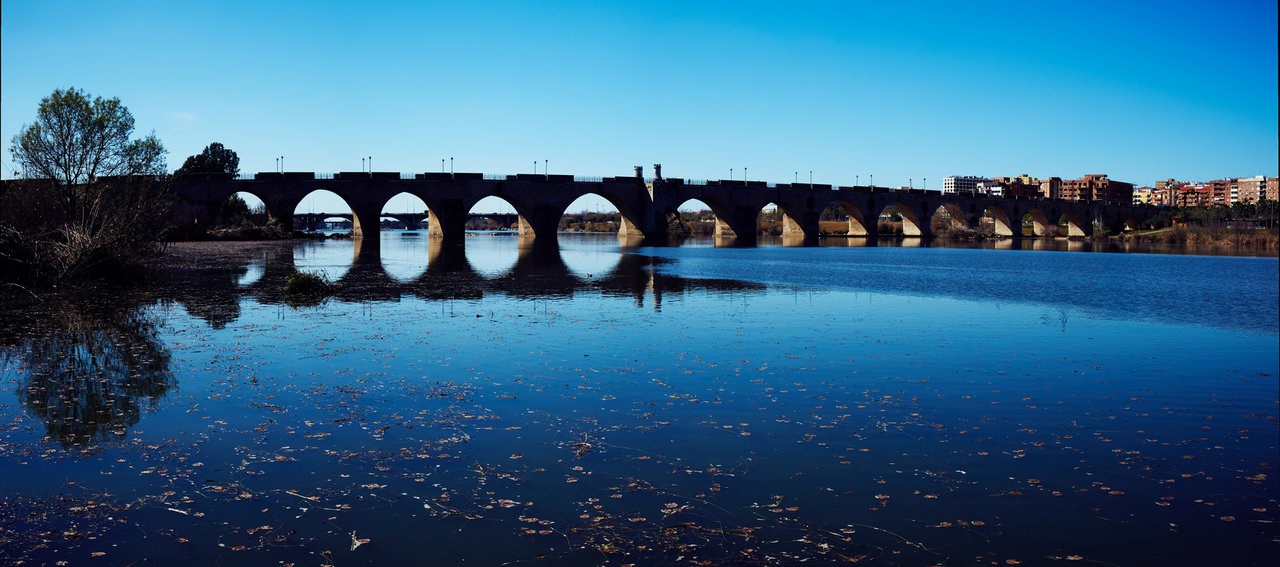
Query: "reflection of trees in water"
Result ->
[[2, 304, 174, 447]]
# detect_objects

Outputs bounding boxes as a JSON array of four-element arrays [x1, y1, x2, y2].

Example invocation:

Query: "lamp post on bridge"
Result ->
[[545, 159, 548, 179], [362, 158, 365, 172], [368, 156, 372, 173], [442, 158, 445, 173], [809, 170, 812, 185], [280, 156, 284, 173], [450, 157, 453, 175]]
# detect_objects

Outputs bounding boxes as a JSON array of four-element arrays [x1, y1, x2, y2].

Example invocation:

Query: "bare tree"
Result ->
[[2, 88, 170, 289]]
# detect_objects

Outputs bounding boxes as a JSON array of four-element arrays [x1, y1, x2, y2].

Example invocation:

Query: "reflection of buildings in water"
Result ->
[[2, 305, 175, 447]]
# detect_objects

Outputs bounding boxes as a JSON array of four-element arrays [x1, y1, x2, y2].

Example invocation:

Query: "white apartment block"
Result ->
[[942, 176, 991, 195]]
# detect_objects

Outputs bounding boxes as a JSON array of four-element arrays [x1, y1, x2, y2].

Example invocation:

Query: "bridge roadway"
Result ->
[[172, 169, 1157, 245]]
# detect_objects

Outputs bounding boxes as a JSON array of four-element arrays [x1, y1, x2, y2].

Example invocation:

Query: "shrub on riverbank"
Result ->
[[933, 224, 996, 240], [1, 177, 172, 291], [1124, 226, 1278, 248]]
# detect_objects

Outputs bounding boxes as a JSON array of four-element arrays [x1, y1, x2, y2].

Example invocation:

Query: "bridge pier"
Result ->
[[260, 197, 296, 232], [782, 209, 820, 244], [899, 203, 931, 237], [987, 207, 1016, 237], [427, 199, 469, 241], [716, 206, 760, 244], [350, 203, 383, 240], [517, 205, 563, 243]]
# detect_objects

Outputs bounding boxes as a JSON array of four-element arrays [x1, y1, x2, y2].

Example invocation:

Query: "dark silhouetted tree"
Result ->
[[10, 88, 166, 190], [2, 88, 170, 288], [175, 142, 239, 177]]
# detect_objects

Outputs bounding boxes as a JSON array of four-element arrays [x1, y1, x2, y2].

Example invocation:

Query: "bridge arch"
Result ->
[[216, 191, 273, 227], [758, 199, 812, 244], [1023, 208, 1052, 237], [982, 204, 1016, 237], [380, 192, 430, 230], [756, 202, 786, 236], [929, 203, 970, 235], [877, 201, 929, 236], [468, 196, 522, 232], [817, 198, 872, 236], [1093, 210, 1138, 236], [1123, 215, 1143, 231], [294, 189, 370, 235], [1059, 211, 1087, 237], [669, 198, 736, 239], [558, 192, 646, 239]]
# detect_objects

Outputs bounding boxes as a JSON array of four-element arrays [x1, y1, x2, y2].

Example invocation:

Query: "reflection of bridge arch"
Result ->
[[193, 238, 768, 314]]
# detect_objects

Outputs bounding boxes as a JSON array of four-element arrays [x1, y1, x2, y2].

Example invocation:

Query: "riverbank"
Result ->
[[1119, 226, 1278, 248], [175, 224, 346, 242]]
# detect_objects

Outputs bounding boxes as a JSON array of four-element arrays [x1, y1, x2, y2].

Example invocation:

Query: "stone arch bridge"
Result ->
[[173, 170, 1157, 245]]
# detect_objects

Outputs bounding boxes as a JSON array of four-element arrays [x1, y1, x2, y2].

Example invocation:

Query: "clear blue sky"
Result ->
[[4, 0, 1276, 214]]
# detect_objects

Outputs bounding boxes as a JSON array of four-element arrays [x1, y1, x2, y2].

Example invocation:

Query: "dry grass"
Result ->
[[1125, 227, 1278, 248]]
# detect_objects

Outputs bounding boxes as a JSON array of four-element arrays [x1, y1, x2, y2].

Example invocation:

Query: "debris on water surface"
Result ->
[[350, 531, 371, 551]]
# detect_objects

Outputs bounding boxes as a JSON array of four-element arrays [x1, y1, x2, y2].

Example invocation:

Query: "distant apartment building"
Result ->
[[1175, 184, 1211, 207], [1039, 177, 1063, 199], [1154, 179, 1187, 206], [1061, 174, 1134, 203], [1133, 186, 1154, 205], [942, 176, 990, 195], [986, 176, 1041, 198], [1236, 176, 1279, 202], [1149, 176, 1277, 206], [1204, 179, 1232, 206]]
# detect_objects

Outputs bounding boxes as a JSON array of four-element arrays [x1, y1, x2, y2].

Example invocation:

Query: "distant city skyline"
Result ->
[[4, 0, 1276, 214]]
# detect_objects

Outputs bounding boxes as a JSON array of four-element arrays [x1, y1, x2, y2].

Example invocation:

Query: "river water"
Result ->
[[1, 233, 1277, 566]]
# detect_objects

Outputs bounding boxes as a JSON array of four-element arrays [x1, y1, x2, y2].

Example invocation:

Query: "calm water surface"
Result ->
[[1, 233, 1277, 566]]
